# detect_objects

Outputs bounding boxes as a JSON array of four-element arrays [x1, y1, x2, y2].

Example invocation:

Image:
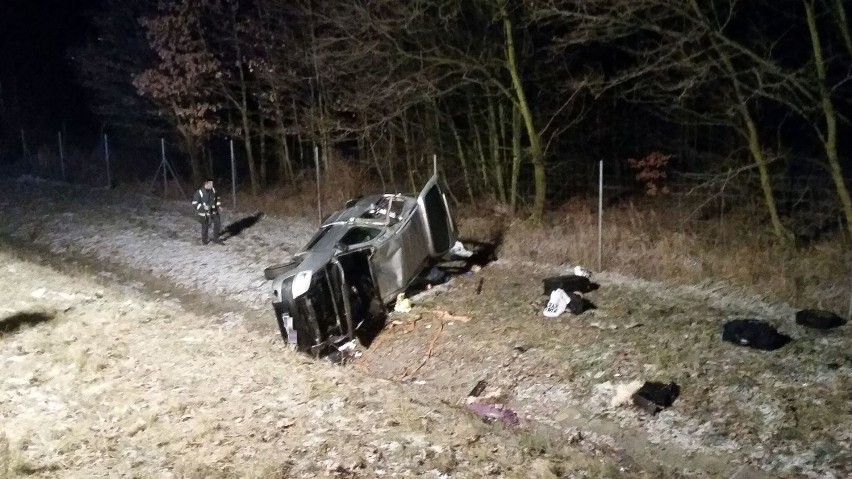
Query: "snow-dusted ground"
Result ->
[[2, 177, 849, 478], [2, 178, 314, 313], [1, 249, 616, 478]]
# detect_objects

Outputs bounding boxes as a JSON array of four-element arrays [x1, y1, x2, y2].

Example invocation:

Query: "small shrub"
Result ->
[[628, 152, 671, 196]]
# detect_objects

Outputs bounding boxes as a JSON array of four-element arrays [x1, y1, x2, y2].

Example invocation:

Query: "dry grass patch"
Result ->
[[232, 159, 380, 218], [460, 197, 851, 314], [368, 259, 850, 476]]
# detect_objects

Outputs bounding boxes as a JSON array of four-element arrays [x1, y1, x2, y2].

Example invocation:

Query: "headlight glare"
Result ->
[[291, 271, 312, 299]]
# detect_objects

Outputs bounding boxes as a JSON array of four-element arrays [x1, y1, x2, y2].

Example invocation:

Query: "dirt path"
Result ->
[[1, 178, 849, 478]]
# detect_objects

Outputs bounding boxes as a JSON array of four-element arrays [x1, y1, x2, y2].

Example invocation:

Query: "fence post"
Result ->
[[598, 159, 603, 272], [20, 129, 27, 164], [58, 131, 66, 181], [230, 138, 237, 209], [104, 133, 111, 188], [161, 138, 168, 196]]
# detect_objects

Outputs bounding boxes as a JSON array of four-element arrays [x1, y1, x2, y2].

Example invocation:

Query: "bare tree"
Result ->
[[134, 0, 222, 183]]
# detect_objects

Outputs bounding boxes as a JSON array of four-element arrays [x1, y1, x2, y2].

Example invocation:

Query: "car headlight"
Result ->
[[291, 270, 313, 299]]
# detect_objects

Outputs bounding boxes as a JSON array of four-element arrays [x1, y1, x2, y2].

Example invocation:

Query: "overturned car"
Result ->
[[265, 175, 459, 356]]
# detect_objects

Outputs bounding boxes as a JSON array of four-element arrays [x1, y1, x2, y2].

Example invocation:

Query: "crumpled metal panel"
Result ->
[[371, 212, 430, 303]]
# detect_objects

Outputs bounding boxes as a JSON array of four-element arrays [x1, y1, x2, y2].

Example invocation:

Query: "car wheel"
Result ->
[[264, 259, 301, 280]]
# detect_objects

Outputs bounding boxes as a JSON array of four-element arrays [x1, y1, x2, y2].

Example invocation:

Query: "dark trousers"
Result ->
[[199, 213, 221, 244]]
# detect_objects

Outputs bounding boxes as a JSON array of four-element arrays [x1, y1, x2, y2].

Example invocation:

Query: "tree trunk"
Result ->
[[430, 101, 445, 166], [711, 30, 792, 243], [259, 119, 267, 187], [293, 99, 305, 175], [510, 104, 522, 213], [450, 117, 475, 203], [275, 105, 294, 185], [239, 103, 257, 195], [387, 136, 397, 192], [742, 111, 792, 243], [178, 124, 203, 186], [832, 0, 852, 56], [805, 0, 852, 238], [470, 110, 491, 192], [489, 96, 507, 203], [502, 7, 545, 220], [369, 129, 386, 191], [402, 115, 417, 193]]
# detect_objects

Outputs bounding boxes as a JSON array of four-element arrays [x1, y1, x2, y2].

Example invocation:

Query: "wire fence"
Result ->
[[10, 128, 850, 238]]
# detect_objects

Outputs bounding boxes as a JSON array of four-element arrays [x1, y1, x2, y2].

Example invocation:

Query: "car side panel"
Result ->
[[370, 212, 431, 303]]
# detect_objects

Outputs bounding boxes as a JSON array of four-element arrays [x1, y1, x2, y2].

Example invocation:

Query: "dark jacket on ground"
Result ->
[[192, 187, 221, 217]]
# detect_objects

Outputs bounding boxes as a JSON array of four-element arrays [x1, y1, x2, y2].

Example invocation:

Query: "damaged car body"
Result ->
[[266, 175, 458, 356]]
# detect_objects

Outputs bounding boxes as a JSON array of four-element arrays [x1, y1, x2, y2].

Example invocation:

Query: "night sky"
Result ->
[[1, 0, 99, 134]]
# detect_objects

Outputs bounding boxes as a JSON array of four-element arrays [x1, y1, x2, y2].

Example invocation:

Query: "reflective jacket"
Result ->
[[192, 187, 221, 217]]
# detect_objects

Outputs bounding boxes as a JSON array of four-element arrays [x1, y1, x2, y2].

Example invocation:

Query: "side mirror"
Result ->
[[345, 196, 362, 208]]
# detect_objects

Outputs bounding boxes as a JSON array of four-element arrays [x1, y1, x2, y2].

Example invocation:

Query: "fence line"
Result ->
[[9, 130, 852, 224]]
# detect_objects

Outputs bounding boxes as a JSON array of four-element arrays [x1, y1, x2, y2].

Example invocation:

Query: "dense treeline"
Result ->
[[31, 1, 852, 237]]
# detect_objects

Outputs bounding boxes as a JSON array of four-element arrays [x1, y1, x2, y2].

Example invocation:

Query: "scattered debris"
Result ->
[[422, 309, 471, 323], [610, 380, 644, 407], [468, 380, 487, 398], [722, 319, 791, 351], [400, 321, 444, 379], [324, 340, 363, 364], [589, 321, 642, 330], [544, 289, 569, 317], [423, 266, 448, 285], [466, 402, 520, 427], [632, 381, 681, 414], [572, 265, 592, 278], [475, 278, 483, 295], [450, 240, 475, 258], [338, 339, 358, 353], [589, 321, 617, 330], [394, 293, 413, 313], [30, 288, 47, 299], [795, 309, 847, 330], [543, 288, 585, 317]]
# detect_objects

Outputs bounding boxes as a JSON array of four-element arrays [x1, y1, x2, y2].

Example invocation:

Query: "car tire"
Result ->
[[264, 259, 300, 280]]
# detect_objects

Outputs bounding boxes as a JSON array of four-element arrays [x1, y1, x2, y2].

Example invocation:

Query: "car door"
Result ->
[[416, 175, 457, 257]]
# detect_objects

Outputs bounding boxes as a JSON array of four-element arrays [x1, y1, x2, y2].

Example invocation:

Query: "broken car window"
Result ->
[[339, 226, 382, 246]]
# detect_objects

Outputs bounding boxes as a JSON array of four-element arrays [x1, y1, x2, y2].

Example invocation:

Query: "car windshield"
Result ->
[[339, 226, 382, 246]]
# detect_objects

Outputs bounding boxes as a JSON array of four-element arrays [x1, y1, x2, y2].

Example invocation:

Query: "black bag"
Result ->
[[795, 309, 846, 330], [722, 319, 791, 351], [632, 381, 681, 414], [542, 275, 597, 295]]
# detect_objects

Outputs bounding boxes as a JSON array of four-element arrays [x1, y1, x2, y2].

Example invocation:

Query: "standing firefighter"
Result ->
[[192, 179, 224, 245]]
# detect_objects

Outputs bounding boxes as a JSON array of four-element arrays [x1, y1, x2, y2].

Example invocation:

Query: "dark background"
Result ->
[[0, 0, 98, 136]]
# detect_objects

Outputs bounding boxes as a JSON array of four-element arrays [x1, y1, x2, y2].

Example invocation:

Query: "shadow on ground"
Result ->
[[220, 212, 264, 240], [0, 311, 55, 335]]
